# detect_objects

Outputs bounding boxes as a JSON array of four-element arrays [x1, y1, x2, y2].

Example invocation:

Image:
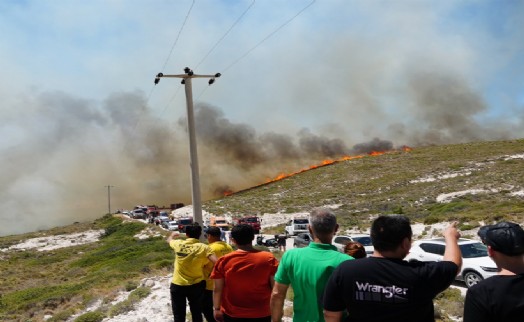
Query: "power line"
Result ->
[[161, 0, 196, 72], [134, 0, 195, 130], [221, 0, 316, 73], [194, 0, 256, 70], [156, 1, 255, 117]]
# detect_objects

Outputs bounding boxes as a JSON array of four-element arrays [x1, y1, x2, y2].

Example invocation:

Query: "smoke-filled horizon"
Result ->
[[1, 1, 523, 236], [1, 83, 522, 236]]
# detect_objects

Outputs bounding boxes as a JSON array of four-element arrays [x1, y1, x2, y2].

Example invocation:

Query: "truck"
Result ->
[[210, 216, 230, 231], [235, 216, 261, 234], [285, 217, 309, 236]]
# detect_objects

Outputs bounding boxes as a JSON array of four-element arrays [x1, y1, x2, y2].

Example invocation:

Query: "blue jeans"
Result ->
[[170, 281, 205, 322]]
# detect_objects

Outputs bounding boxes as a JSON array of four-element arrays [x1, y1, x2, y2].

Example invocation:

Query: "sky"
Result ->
[[1, 0, 523, 236]]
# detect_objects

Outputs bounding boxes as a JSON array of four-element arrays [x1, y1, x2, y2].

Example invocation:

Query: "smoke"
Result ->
[[1, 92, 390, 236], [2, 75, 523, 236]]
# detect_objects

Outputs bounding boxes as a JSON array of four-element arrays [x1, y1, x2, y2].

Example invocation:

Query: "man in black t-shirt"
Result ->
[[323, 215, 462, 322], [463, 221, 524, 322]]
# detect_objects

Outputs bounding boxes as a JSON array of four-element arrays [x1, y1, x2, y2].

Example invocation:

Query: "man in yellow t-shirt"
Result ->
[[168, 223, 217, 322], [202, 227, 234, 321]]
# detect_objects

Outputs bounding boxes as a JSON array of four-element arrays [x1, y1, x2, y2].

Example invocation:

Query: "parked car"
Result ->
[[159, 217, 170, 228], [293, 233, 313, 248], [131, 209, 146, 219], [332, 234, 374, 256], [285, 217, 309, 236], [166, 221, 179, 231], [404, 238, 498, 288]]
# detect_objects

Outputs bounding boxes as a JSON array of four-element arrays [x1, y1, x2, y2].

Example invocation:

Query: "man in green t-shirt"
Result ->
[[270, 208, 352, 322]]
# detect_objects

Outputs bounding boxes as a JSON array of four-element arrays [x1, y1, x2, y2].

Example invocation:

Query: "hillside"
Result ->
[[1, 139, 523, 321], [206, 139, 524, 229]]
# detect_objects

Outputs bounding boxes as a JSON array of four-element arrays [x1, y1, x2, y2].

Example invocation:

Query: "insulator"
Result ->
[[181, 79, 185, 84], [154, 78, 160, 85], [156, 72, 164, 77], [184, 67, 191, 74], [208, 78, 215, 85], [215, 73, 221, 78]]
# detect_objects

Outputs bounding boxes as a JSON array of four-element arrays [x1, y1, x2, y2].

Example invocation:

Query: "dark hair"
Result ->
[[344, 241, 366, 259], [484, 222, 524, 256], [231, 224, 255, 245], [310, 208, 337, 238], [185, 223, 202, 239], [371, 215, 412, 252], [206, 226, 222, 238]]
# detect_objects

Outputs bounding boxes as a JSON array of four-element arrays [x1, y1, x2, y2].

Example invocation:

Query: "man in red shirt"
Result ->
[[211, 224, 279, 322]]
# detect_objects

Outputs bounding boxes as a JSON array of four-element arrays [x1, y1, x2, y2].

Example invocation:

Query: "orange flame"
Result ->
[[264, 147, 411, 184], [223, 146, 413, 196]]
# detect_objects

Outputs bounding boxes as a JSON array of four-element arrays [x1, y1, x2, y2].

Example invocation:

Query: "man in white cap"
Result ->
[[463, 221, 524, 322]]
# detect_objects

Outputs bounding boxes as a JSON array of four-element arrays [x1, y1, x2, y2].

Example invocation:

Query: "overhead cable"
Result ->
[[221, 0, 316, 73], [194, 0, 256, 70]]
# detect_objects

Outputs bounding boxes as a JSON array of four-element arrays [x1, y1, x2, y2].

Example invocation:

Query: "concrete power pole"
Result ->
[[154, 68, 221, 229], [105, 185, 114, 214]]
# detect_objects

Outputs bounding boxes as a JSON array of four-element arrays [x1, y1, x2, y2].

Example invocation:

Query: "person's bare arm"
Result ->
[[269, 275, 275, 289], [324, 310, 343, 322], [213, 278, 225, 322], [167, 231, 180, 243], [442, 221, 462, 273], [208, 253, 218, 264], [270, 282, 289, 322]]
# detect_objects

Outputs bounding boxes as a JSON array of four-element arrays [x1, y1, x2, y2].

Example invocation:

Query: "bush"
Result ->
[[74, 311, 105, 322], [435, 287, 464, 319]]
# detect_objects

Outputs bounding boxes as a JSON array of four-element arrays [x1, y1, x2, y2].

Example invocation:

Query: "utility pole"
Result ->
[[105, 185, 114, 214], [154, 68, 221, 229]]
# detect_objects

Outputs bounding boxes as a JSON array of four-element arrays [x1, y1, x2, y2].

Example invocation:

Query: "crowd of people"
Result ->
[[166, 208, 524, 322]]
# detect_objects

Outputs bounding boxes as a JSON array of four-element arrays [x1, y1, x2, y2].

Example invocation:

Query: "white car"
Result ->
[[404, 238, 498, 288], [333, 234, 374, 257], [166, 221, 179, 231]]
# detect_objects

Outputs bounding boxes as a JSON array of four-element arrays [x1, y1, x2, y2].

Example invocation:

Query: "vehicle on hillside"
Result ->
[[333, 234, 374, 257], [235, 216, 261, 234], [210, 216, 230, 231], [285, 217, 309, 236], [404, 238, 498, 288], [131, 209, 146, 219], [166, 221, 179, 231], [177, 217, 194, 233], [294, 233, 313, 248]]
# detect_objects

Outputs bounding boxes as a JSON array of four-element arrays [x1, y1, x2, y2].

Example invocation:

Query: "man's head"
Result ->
[[309, 208, 338, 243], [206, 226, 222, 242], [479, 221, 524, 256], [231, 224, 255, 246], [371, 215, 412, 254], [185, 223, 202, 239]]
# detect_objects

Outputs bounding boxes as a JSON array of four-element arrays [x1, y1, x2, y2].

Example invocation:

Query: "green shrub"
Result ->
[[435, 287, 464, 319], [124, 281, 138, 292], [74, 311, 105, 322]]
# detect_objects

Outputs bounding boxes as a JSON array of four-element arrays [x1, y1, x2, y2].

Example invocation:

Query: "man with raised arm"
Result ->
[[323, 215, 462, 322], [167, 223, 217, 322]]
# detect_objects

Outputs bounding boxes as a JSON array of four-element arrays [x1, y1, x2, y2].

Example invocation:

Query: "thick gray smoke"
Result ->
[[1, 78, 522, 236], [0, 91, 393, 236]]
